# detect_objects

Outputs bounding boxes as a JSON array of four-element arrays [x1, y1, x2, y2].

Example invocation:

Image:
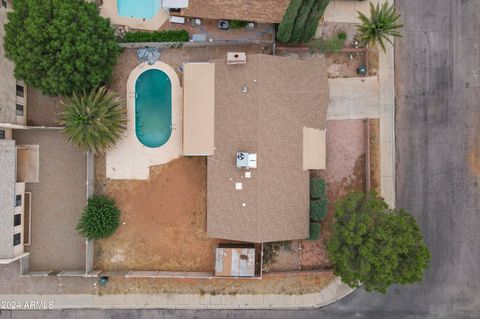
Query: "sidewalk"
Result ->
[[324, 0, 396, 207], [0, 277, 354, 310]]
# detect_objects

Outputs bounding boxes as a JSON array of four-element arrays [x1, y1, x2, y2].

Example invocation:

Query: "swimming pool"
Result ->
[[135, 69, 172, 148], [117, 0, 161, 19]]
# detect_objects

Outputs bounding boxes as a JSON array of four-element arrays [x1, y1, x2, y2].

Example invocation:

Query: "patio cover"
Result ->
[[303, 127, 326, 170], [183, 63, 215, 156]]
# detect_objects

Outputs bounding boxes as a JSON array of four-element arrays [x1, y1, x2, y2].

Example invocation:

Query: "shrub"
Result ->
[[290, 0, 316, 43], [308, 32, 346, 53], [311, 198, 328, 221], [77, 196, 121, 240], [123, 30, 190, 43], [301, 0, 331, 43], [4, 0, 120, 96], [310, 178, 326, 199], [58, 87, 127, 154], [327, 191, 430, 293], [337, 31, 347, 41], [277, 0, 303, 43], [229, 20, 248, 29], [309, 223, 321, 240]]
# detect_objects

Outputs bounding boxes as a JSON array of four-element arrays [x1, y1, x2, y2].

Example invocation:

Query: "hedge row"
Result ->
[[277, 0, 331, 43], [123, 30, 190, 43], [309, 222, 321, 240], [310, 178, 328, 222]]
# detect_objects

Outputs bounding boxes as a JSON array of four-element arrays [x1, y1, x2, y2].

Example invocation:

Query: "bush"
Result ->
[[309, 223, 321, 240], [310, 178, 326, 199], [277, 0, 303, 43], [301, 0, 331, 43], [123, 30, 190, 43], [77, 196, 121, 240], [229, 20, 248, 29], [262, 241, 291, 267], [308, 32, 346, 53], [311, 198, 328, 221], [4, 0, 120, 96]]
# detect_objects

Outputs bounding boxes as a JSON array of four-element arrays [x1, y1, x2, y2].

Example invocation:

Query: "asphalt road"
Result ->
[[2, 0, 479, 318]]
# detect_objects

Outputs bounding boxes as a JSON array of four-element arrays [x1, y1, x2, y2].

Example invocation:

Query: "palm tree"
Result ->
[[357, 2, 403, 52], [58, 87, 127, 154]]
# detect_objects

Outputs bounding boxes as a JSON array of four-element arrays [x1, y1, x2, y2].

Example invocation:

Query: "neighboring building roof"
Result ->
[[0, 8, 17, 124], [0, 140, 16, 259], [180, 0, 290, 23], [215, 246, 256, 277], [183, 63, 215, 156], [303, 127, 326, 170], [207, 54, 329, 243]]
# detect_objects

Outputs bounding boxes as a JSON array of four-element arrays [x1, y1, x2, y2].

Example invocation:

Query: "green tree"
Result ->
[[357, 2, 403, 52], [290, 0, 316, 42], [277, 0, 303, 43], [4, 0, 120, 96], [327, 192, 430, 293], [301, 0, 330, 43], [58, 87, 127, 154], [77, 196, 121, 240]]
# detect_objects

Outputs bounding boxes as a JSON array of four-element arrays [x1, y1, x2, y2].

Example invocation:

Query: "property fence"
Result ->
[[120, 39, 274, 49]]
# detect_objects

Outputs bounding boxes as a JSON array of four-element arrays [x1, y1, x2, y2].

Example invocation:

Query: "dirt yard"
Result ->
[[95, 157, 221, 271], [100, 271, 335, 295]]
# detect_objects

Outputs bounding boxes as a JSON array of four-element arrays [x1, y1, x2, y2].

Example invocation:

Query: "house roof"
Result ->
[[303, 127, 326, 170], [183, 63, 215, 156], [0, 8, 17, 124], [0, 140, 16, 259], [207, 54, 329, 243], [180, 0, 290, 23]]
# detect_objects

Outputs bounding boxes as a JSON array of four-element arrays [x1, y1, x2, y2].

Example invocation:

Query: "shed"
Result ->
[[215, 246, 256, 277]]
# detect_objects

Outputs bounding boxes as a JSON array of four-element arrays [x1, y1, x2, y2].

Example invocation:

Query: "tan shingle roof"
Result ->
[[207, 54, 329, 243], [181, 0, 290, 23]]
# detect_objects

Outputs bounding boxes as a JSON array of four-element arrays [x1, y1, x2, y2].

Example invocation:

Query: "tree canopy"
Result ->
[[357, 1, 403, 52], [58, 86, 127, 154], [327, 191, 430, 293], [4, 0, 120, 96]]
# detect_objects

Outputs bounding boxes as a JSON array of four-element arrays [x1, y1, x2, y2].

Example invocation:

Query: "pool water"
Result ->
[[117, 0, 161, 19], [135, 69, 172, 148]]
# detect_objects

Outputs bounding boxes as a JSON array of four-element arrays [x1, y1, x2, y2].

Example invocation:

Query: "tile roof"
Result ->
[[181, 0, 290, 23]]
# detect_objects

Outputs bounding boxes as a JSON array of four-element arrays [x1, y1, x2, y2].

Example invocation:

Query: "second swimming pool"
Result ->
[[135, 69, 172, 148], [117, 0, 161, 19]]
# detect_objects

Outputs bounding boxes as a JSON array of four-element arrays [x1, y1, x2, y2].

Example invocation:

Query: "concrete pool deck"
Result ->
[[106, 61, 183, 180], [100, 0, 169, 31]]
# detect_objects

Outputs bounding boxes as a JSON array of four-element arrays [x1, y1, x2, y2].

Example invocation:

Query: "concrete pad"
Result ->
[[324, 0, 381, 23], [327, 77, 381, 120]]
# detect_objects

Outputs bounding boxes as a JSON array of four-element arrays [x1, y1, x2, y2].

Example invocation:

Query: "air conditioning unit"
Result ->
[[227, 52, 247, 65], [236, 152, 257, 169]]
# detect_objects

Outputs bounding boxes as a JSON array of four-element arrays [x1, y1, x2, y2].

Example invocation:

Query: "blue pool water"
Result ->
[[135, 69, 172, 148], [117, 0, 161, 19]]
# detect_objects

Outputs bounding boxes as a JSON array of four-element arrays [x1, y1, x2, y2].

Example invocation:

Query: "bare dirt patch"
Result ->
[[95, 157, 221, 271], [100, 271, 335, 295], [369, 119, 381, 191]]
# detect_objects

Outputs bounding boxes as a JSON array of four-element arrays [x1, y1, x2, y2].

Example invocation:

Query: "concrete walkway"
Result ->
[[0, 278, 353, 310]]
